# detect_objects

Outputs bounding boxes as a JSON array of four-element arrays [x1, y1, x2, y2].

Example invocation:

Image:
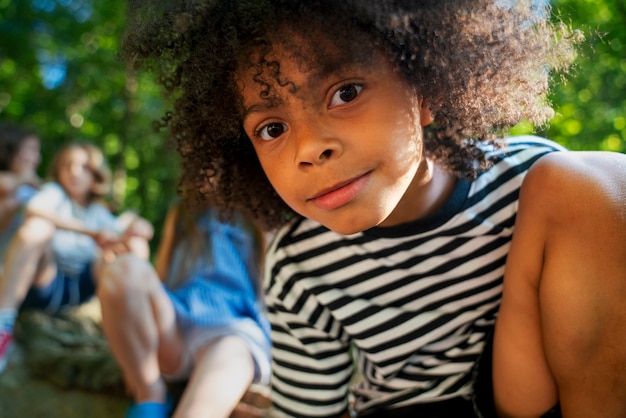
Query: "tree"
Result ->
[[1, 0, 624, 241], [0, 0, 179, 247], [548, 0, 626, 151]]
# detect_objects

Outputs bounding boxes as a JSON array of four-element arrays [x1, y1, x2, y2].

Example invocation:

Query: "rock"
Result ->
[[0, 299, 274, 418], [0, 340, 129, 418]]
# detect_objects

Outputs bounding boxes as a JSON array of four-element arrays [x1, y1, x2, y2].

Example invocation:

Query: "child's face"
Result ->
[[240, 48, 434, 234], [11, 136, 40, 176], [57, 147, 95, 204]]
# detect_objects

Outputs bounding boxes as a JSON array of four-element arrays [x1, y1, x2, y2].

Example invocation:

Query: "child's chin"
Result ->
[[320, 218, 375, 236]]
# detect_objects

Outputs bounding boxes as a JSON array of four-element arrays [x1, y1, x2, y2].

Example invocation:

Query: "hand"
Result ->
[[122, 217, 154, 241], [93, 229, 122, 248], [93, 229, 129, 262]]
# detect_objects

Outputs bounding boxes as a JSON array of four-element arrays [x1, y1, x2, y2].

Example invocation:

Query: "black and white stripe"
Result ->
[[265, 136, 566, 417]]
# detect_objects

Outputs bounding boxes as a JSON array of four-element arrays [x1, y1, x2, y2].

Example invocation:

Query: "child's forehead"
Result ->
[[60, 146, 89, 162], [238, 35, 379, 93], [238, 49, 374, 112]]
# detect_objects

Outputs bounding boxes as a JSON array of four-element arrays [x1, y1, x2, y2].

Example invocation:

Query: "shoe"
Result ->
[[0, 329, 13, 374], [125, 394, 173, 418]]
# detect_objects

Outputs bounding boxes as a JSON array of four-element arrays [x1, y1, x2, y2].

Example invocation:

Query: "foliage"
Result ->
[[547, 0, 626, 151], [0, 0, 179, 248], [0, 0, 624, 244]]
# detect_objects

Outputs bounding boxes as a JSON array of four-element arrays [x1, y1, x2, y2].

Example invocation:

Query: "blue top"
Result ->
[[167, 210, 271, 343]]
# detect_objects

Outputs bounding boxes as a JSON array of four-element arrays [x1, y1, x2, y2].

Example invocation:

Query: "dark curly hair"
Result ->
[[122, 0, 579, 230]]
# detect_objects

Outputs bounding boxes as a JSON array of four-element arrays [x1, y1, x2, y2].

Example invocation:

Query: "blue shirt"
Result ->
[[167, 210, 271, 343]]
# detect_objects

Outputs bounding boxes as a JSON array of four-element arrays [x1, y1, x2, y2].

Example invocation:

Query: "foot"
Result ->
[[125, 395, 173, 418], [0, 329, 13, 374]]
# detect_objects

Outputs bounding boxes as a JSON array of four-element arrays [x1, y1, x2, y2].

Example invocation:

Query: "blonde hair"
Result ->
[[48, 143, 112, 203]]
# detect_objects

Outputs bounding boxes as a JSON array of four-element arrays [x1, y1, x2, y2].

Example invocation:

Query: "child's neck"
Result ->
[[67, 191, 90, 207], [380, 160, 457, 227]]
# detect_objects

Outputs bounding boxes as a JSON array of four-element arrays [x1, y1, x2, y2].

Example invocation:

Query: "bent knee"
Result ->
[[97, 255, 157, 301], [16, 217, 55, 245]]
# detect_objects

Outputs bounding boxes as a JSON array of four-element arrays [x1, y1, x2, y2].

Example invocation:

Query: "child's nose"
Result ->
[[70, 164, 83, 176], [295, 119, 341, 167]]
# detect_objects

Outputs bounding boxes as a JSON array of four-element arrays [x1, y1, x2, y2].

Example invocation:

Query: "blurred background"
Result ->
[[1, 0, 625, 247]]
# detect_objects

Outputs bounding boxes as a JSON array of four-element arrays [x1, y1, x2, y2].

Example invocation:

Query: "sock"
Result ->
[[0, 309, 17, 333]]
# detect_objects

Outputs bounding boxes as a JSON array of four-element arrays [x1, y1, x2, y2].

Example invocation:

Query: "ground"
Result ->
[[0, 341, 128, 418], [0, 299, 272, 418]]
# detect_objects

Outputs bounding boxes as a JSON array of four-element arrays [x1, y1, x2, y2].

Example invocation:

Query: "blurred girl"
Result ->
[[0, 142, 153, 373], [97, 202, 271, 418], [0, 122, 41, 272]]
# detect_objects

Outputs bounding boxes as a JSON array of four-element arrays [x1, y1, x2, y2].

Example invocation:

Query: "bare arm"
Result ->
[[26, 206, 102, 238], [494, 151, 626, 417], [154, 204, 180, 282]]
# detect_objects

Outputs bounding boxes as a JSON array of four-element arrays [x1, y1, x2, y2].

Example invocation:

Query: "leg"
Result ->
[[96, 254, 184, 403], [0, 216, 57, 309], [173, 335, 255, 418], [0, 216, 57, 373], [494, 152, 626, 417]]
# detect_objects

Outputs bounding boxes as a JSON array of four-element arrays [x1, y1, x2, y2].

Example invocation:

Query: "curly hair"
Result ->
[[122, 0, 580, 230]]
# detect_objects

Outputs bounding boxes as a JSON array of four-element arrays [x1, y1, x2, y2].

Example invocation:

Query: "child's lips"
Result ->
[[308, 172, 371, 211]]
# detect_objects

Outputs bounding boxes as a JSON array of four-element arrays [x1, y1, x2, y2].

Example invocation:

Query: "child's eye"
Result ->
[[329, 84, 363, 108], [258, 122, 287, 141]]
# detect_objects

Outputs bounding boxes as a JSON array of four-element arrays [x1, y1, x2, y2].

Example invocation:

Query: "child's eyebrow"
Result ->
[[243, 101, 283, 121], [243, 104, 266, 121]]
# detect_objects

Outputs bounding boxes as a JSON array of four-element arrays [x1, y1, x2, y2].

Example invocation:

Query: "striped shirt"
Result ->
[[264, 136, 566, 417]]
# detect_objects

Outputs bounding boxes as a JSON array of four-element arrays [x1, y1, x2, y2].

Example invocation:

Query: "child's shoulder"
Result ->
[[39, 181, 63, 192], [31, 181, 65, 201], [522, 150, 626, 217]]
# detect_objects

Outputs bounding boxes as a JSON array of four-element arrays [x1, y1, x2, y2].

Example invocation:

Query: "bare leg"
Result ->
[[494, 152, 626, 417], [0, 217, 57, 309], [173, 335, 255, 418], [96, 254, 184, 403]]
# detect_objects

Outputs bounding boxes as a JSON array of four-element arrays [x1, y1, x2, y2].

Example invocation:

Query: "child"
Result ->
[[96, 202, 271, 418], [0, 142, 153, 374], [0, 122, 41, 272], [121, 1, 626, 417]]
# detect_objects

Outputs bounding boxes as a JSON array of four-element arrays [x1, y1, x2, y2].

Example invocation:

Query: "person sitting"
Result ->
[[0, 122, 41, 274], [0, 142, 153, 374], [96, 201, 271, 418]]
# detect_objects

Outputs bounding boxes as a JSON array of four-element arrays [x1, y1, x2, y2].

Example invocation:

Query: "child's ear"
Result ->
[[419, 99, 434, 127]]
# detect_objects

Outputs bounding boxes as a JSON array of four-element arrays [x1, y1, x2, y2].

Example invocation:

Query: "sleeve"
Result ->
[[266, 275, 354, 418], [27, 182, 66, 211], [89, 203, 125, 234]]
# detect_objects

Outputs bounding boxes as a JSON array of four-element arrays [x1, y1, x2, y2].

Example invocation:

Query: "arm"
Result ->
[[493, 151, 626, 417], [154, 204, 180, 282], [119, 212, 155, 241], [113, 215, 154, 261], [25, 184, 146, 255], [25, 205, 105, 239]]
